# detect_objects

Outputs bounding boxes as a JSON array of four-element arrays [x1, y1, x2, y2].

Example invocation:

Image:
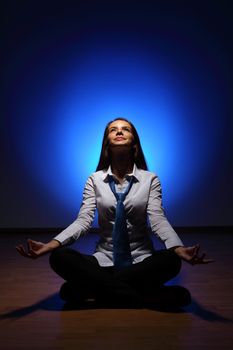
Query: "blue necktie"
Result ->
[[109, 176, 134, 268]]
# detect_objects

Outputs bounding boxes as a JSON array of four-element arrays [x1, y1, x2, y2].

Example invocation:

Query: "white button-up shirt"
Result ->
[[54, 164, 184, 266]]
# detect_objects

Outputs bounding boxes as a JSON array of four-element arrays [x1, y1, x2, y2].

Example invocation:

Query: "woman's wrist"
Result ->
[[169, 245, 182, 252], [47, 239, 61, 250]]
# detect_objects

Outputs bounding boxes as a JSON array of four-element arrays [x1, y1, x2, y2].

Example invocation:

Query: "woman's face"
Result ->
[[107, 120, 135, 149]]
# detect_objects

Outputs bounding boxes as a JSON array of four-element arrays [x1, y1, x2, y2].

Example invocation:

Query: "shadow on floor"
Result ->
[[184, 299, 233, 323], [0, 293, 232, 324]]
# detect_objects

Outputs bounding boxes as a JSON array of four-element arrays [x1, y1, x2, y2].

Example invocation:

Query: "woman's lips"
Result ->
[[115, 137, 126, 140]]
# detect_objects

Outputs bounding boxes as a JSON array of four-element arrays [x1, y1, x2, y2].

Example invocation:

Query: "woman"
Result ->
[[16, 118, 214, 309]]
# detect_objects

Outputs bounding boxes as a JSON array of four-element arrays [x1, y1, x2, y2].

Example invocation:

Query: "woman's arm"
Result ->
[[53, 175, 97, 246], [147, 175, 214, 265], [147, 175, 184, 248]]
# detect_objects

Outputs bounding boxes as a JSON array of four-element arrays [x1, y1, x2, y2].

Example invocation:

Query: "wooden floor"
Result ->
[[0, 232, 233, 350]]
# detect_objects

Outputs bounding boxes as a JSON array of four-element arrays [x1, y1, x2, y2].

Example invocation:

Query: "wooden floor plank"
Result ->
[[0, 232, 233, 349]]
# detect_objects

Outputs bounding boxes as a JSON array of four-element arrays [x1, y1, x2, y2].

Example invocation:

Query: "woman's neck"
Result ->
[[110, 151, 134, 182]]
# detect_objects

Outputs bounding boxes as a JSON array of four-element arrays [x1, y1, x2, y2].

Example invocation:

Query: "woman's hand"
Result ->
[[16, 239, 60, 259], [174, 244, 215, 265]]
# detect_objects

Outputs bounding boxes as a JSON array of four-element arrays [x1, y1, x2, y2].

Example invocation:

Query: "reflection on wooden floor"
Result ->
[[0, 232, 233, 350]]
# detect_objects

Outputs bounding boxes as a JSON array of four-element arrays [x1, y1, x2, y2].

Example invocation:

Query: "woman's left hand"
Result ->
[[174, 244, 215, 265]]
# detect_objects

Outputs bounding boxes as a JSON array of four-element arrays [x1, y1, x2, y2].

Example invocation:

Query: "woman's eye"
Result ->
[[109, 127, 131, 133]]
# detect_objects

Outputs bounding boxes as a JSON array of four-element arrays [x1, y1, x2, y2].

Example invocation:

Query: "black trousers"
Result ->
[[49, 247, 182, 303]]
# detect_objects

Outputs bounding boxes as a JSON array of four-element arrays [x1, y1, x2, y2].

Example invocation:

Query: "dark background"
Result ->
[[2, 0, 233, 229]]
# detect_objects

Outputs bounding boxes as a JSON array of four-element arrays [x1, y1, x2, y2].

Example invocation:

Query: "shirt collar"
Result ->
[[103, 163, 140, 183]]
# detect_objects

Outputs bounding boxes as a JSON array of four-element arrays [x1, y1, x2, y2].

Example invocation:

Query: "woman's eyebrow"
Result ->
[[109, 126, 132, 130], [108, 126, 132, 135]]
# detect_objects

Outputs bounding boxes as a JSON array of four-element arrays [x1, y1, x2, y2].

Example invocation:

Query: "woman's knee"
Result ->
[[49, 247, 72, 270], [154, 249, 182, 278], [169, 250, 182, 276]]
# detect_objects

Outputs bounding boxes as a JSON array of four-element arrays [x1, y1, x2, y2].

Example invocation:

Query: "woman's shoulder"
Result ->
[[135, 167, 159, 180], [87, 169, 108, 181]]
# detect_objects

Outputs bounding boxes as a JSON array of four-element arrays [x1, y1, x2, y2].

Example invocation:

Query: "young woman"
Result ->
[[16, 118, 214, 309]]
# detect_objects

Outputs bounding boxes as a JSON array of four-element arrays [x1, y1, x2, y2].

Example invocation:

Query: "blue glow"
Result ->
[[12, 38, 223, 220]]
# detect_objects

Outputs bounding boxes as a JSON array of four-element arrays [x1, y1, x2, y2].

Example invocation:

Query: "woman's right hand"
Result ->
[[16, 239, 61, 259]]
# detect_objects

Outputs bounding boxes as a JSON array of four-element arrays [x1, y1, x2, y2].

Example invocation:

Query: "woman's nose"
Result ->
[[116, 129, 123, 135]]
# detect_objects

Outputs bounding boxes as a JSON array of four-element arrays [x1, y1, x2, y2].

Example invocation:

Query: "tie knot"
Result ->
[[108, 175, 134, 202]]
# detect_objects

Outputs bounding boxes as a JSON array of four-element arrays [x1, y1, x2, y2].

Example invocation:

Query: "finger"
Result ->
[[28, 249, 39, 258], [17, 246, 31, 257], [16, 244, 27, 254], [191, 258, 199, 265], [189, 255, 197, 265], [28, 239, 38, 245], [190, 252, 203, 265], [185, 247, 196, 260], [190, 245, 202, 261], [194, 244, 200, 255], [28, 239, 43, 250], [15, 246, 24, 254], [27, 240, 38, 252], [17, 244, 35, 258], [16, 245, 33, 258], [187, 244, 200, 256], [198, 252, 214, 263], [202, 258, 215, 264], [193, 256, 215, 264], [199, 253, 206, 260], [27, 239, 36, 249], [194, 253, 206, 264]]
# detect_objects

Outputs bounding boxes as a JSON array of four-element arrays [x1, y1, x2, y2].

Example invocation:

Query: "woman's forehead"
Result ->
[[108, 120, 132, 129]]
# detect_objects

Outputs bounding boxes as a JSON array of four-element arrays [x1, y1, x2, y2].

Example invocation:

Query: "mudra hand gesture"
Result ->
[[174, 244, 214, 265], [16, 239, 60, 259]]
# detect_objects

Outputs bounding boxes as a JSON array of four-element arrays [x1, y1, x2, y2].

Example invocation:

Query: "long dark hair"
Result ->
[[96, 118, 148, 171]]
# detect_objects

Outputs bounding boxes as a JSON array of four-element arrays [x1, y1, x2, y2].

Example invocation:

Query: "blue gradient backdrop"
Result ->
[[2, 1, 233, 227]]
